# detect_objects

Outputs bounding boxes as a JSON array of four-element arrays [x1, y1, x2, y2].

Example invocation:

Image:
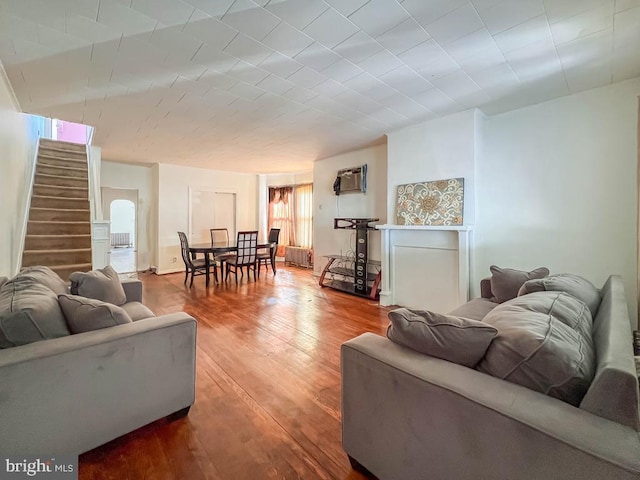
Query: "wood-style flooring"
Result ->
[[79, 266, 390, 479]]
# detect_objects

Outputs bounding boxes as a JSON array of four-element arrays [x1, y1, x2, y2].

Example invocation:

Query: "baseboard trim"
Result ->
[[156, 267, 184, 275]]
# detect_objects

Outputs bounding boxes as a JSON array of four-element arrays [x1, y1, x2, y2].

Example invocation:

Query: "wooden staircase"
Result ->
[[22, 139, 92, 280]]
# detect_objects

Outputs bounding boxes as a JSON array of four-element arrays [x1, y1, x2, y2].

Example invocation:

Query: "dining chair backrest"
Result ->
[[210, 228, 229, 245], [177, 232, 191, 266], [268, 228, 280, 245], [235, 231, 258, 266]]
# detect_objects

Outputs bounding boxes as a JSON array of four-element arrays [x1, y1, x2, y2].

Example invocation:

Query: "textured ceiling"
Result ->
[[1, 0, 639, 173]]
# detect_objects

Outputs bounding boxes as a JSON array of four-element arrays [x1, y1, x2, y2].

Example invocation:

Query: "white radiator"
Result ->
[[285, 246, 313, 268], [110, 232, 131, 247]]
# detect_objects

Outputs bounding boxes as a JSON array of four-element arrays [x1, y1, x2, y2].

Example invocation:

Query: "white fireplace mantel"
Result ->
[[376, 224, 473, 311]]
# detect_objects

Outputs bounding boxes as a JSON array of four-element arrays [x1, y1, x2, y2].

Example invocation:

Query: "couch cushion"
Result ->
[[0, 277, 7, 289], [387, 308, 498, 368], [0, 279, 70, 348], [478, 291, 595, 406], [58, 294, 132, 333], [519, 273, 601, 317], [9, 265, 69, 296], [489, 265, 549, 303], [448, 298, 497, 321], [121, 302, 155, 321], [69, 265, 126, 306]]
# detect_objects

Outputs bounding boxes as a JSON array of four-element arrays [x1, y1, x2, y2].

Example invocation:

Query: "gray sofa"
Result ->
[[0, 273, 197, 455], [341, 275, 640, 480]]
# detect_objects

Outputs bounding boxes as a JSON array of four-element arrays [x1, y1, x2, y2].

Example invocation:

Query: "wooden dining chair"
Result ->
[[178, 232, 214, 287], [210, 228, 236, 273], [225, 231, 258, 284], [257, 228, 280, 277]]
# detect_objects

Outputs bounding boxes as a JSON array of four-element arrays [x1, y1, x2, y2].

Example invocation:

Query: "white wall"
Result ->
[[386, 109, 480, 225], [101, 161, 156, 271], [156, 163, 258, 274], [476, 78, 640, 325], [313, 144, 387, 275], [0, 68, 32, 277]]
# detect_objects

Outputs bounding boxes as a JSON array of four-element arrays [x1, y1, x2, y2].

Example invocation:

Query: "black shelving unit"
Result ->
[[319, 218, 381, 299]]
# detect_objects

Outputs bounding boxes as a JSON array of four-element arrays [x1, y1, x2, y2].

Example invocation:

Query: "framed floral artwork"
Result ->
[[395, 178, 464, 226]]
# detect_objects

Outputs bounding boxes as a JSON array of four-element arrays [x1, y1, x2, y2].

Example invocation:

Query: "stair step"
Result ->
[[30, 195, 89, 209], [36, 163, 88, 179], [27, 221, 91, 235], [40, 138, 87, 151], [34, 173, 88, 188], [37, 154, 87, 169], [22, 248, 92, 267], [25, 234, 92, 250], [33, 184, 88, 199], [49, 263, 93, 281], [29, 207, 91, 222]]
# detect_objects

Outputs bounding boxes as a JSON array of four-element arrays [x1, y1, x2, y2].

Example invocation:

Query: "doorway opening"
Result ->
[[102, 187, 139, 274]]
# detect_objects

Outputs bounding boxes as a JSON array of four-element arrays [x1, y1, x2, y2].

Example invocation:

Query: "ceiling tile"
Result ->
[[130, 0, 195, 26], [191, 45, 239, 71], [550, 4, 613, 45], [65, 14, 123, 43], [281, 85, 319, 102], [543, 0, 612, 23], [312, 78, 349, 97], [227, 60, 270, 84], [401, 0, 467, 27], [424, 4, 484, 45], [303, 7, 359, 48], [227, 81, 266, 100], [615, 0, 640, 11], [493, 14, 551, 53], [357, 49, 405, 77], [347, 0, 410, 37], [293, 42, 341, 70], [322, 0, 369, 18], [478, 0, 545, 35], [333, 31, 384, 64], [286, 66, 326, 88], [266, 0, 329, 29], [261, 22, 314, 57], [181, 0, 235, 17], [183, 10, 238, 48], [220, 1, 281, 40], [466, 62, 520, 96], [398, 39, 459, 79], [375, 18, 431, 55], [504, 37, 564, 81], [412, 87, 460, 115], [379, 65, 433, 95], [320, 58, 363, 82], [256, 74, 295, 94], [223, 32, 273, 65], [259, 51, 304, 77], [97, 0, 157, 36]]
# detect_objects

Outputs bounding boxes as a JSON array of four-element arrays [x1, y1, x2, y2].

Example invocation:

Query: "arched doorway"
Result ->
[[109, 198, 136, 274]]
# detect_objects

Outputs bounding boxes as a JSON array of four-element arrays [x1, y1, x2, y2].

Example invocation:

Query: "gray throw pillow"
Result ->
[[489, 265, 549, 303], [58, 294, 132, 334], [478, 291, 595, 406], [387, 308, 498, 368], [0, 281, 70, 349], [8, 265, 69, 296], [69, 265, 127, 306], [518, 273, 601, 317]]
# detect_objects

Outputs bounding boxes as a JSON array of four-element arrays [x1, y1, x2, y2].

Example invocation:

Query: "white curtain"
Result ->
[[294, 184, 313, 249]]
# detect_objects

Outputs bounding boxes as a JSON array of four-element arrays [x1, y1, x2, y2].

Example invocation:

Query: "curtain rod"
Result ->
[[268, 182, 312, 188]]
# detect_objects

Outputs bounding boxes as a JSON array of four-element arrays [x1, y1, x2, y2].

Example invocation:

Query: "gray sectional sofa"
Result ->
[[0, 267, 197, 455], [341, 274, 640, 480]]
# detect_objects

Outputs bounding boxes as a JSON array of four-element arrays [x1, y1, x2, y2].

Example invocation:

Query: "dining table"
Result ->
[[189, 240, 276, 286]]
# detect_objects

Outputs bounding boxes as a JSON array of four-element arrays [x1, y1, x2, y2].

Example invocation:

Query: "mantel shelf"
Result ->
[[375, 224, 473, 232]]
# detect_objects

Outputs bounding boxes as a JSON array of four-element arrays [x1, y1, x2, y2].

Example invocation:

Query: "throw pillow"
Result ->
[[489, 265, 549, 303], [0, 282, 70, 349], [69, 265, 127, 306], [58, 294, 132, 334], [387, 308, 498, 368], [518, 273, 601, 317], [478, 291, 595, 406], [7, 266, 69, 296]]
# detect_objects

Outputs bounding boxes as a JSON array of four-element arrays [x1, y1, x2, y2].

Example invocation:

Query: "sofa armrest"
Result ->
[[0, 313, 196, 454], [122, 278, 143, 303], [341, 333, 640, 480], [480, 276, 493, 299]]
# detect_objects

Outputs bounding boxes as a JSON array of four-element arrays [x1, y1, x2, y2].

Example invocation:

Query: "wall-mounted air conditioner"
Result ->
[[333, 164, 367, 195]]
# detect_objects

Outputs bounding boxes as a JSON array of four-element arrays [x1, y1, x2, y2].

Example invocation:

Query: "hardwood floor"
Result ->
[[79, 266, 390, 479]]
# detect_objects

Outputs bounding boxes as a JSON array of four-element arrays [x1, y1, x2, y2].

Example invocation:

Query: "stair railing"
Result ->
[[85, 126, 110, 269], [14, 137, 41, 274]]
